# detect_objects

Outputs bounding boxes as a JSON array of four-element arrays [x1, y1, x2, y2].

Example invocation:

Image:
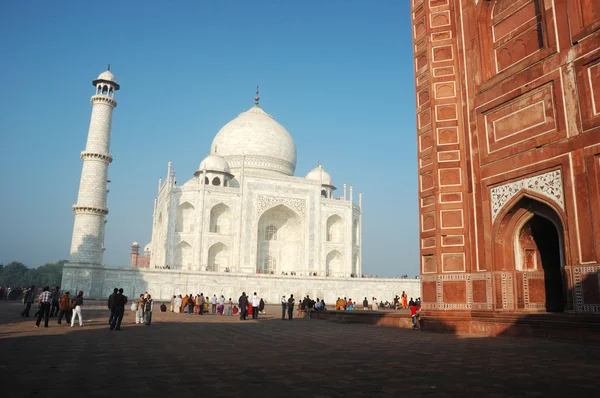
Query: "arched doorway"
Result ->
[[494, 195, 567, 313]]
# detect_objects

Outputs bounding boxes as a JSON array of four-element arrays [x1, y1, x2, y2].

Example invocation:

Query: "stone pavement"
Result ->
[[1, 301, 600, 397]]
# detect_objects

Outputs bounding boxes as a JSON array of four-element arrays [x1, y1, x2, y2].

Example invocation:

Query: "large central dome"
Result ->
[[210, 105, 297, 176]]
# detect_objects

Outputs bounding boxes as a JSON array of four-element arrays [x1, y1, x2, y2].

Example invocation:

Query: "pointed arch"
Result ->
[[173, 241, 192, 270], [326, 214, 343, 243], [176, 202, 195, 232], [326, 250, 343, 277], [257, 204, 304, 273], [209, 203, 231, 234], [207, 242, 229, 272]]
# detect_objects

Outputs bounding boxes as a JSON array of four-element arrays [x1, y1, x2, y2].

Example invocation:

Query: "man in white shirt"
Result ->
[[281, 295, 287, 320], [251, 292, 260, 319], [211, 295, 217, 314]]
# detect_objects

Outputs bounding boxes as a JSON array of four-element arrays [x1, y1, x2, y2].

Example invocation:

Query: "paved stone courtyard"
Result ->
[[1, 301, 600, 397]]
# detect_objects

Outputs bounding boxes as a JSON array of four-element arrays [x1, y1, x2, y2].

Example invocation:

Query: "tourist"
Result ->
[[144, 294, 154, 325], [211, 294, 218, 314], [194, 294, 201, 314], [174, 295, 182, 313], [409, 299, 421, 330], [281, 295, 287, 320], [227, 298, 233, 316], [203, 296, 209, 314], [57, 291, 71, 324], [220, 294, 225, 308], [343, 297, 348, 310], [109, 288, 127, 330], [393, 295, 399, 310], [198, 293, 205, 315], [297, 297, 303, 318], [372, 297, 379, 311], [304, 295, 314, 319], [187, 294, 195, 315], [217, 301, 224, 315], [20, 285, 35, 317], [363, 297, 369, 310], [347, 298, 354, 311], [170, 295, 175, 312], [135, 294, 145, 324], [259, 298, 265, 315], [50, 286, 60, 317], [71, 290, 85, 327], [232, 305, 239, 315], [238, 292, 248, 320], [401, 291, 408, 309], [160, 302, 167, 312], [287, 294, 295, 320], [35, 286, 52, 328], [251, 292, 260, 319], [335, 297, 344, 311], [107, 288, 118, 325], [182, 294, 189, 313], [248, 301, 253, 318]]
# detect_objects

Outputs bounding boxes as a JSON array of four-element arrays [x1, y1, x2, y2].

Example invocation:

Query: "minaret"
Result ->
[[69, 66, 120, 265]]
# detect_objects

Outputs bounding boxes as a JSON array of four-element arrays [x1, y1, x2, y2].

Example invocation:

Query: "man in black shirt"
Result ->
[[238, 292, 248, 320], [287, 294, 295, 320], [110, 288, 128, 331], [107, 288, 118, 325]]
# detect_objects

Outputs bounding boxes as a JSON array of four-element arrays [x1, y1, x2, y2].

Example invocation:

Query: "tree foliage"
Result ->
[[0, 260, 67, 287]]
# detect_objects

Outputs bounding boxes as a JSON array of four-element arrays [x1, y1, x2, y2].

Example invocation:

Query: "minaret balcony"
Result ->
[[80, 151, 113, 163]]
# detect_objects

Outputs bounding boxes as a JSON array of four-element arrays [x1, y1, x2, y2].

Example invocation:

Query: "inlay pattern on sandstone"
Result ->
[[490, 170, 564, 221]]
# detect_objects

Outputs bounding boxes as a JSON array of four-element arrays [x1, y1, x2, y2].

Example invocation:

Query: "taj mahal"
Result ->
[[61, 68, 420, 303]]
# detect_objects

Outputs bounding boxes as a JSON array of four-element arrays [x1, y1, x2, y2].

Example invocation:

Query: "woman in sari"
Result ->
[[182, 295, 189, 313], [170, 295, 175, 312], [174, 295, 182, 313], [401, 291, 408, 309], [195, 295, 201, 314]]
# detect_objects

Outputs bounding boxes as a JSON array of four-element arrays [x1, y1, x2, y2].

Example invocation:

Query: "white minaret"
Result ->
[[69, 66, 120, 265]]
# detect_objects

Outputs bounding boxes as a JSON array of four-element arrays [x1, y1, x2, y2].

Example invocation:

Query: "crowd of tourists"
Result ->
[[16, 285, 84, 328]]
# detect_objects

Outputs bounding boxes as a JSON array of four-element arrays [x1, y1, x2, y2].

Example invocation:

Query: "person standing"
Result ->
[[198, 293, 205, 315], [50, 286, 60, 317], [110, 288, 127, 330], [144, 294, 154, 325], [227, 298, 233, 316], [281, 295, 287, 320], [170, 295, 175, 312], [211, 294, 217, 314], [20, 286, 35, 317], [287, 294, 295, 320], [135, 294, 145, 324], [107, 288, 118, 325], [251, 292, 260, 319], [70, 291, 85, 327], [238, 292, 248, 320], [57, 291, 71, 325], [220, 294, 225, 308], [35, 286, 52, 328], [363, 297, 369, 310]]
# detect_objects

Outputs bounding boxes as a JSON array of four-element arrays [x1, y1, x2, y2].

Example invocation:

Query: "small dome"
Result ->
[[97, 70, 116, 82], [132, 241, 139, 246], [306, 164, 334, 187], [144, 243, 151, 253], [195, 154, 231, 175]]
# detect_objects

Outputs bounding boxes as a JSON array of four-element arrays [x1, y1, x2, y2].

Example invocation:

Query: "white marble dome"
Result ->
[[210, 105, 297, 176], [97, 70, 116, 83], [197, 154, 231, 174], [306, 164, 334, 187]]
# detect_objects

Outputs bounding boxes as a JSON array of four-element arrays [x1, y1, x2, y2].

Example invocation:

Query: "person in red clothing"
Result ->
[[409, 298, 421, 330]]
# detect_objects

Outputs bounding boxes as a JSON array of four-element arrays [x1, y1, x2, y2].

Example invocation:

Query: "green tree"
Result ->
[[0, 260, 67, 287], [0, 262, 28, 286]]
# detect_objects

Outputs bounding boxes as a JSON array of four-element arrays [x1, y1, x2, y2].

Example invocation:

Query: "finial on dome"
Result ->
[[107, 63, 111, 71], [317, 160, 321, 168], [254, 85, 260, 106]]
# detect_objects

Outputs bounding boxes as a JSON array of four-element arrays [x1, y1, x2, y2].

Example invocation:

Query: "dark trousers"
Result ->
[[21, 302, 32, 316], [199, 303, 204, 314], [50, 301, 59, 317], [110, 308, 124, 330], [281, 304, 286, 319], [212, 304, 216, 314], [145, 311, 152, 325], [57, 309, 71, 324], [240, 308, 247, 320], [36, 302, 51, 327], [108, 308, 115, 325], [288, 307, 293, 320], [252, 306, 258, 319]]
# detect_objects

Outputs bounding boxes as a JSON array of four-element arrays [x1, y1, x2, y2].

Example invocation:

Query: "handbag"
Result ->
[[130, 302, 137, 312]]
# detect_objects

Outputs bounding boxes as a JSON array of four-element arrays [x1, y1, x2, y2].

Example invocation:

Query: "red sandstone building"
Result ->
[[412, 0, 600, 332]]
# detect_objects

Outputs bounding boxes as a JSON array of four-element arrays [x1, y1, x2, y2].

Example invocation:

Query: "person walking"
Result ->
[[135, 294, 145, 324], [57, 291, 71, 325], [107, 288, 118, 325], [110, 288, 127, 330], [20, 285, 35, 317], [144, 295, 154, 325], [281, 295, 287, 320], [211, 294, 217, 314], [287, 294, 295, 320], [251, 292, 260, 319], [70, 291, 85, 327], [238, 292, 248, 320], [35, 286, 52, 328], [50, 286, 60, 317]]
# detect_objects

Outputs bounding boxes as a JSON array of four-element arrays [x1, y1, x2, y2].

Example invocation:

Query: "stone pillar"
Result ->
[[349, 185, 353, 204], [343, 184, 347, 200]]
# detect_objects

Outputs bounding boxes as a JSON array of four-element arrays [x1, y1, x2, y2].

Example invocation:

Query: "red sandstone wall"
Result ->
[[412, 0, 600, 314]]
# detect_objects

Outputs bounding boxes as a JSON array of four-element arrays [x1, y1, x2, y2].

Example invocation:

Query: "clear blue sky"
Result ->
[[0, 1, 417, 277]]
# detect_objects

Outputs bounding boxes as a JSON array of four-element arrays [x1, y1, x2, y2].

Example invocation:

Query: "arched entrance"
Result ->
[[494, 195, 567, 313]]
